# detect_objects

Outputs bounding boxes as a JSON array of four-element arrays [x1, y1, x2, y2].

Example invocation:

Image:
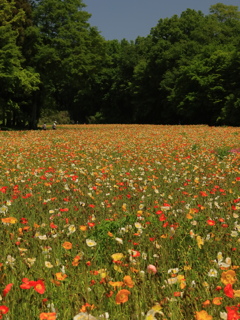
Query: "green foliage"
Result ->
[[215, 146, 231, 159], [1, 1, 240, 126], [209, 3, 240, 22], [191, 144, 199, 151], [39, 109, 70, 124], [87, 112, 105, 124], [32, 0, 106, 123], [0, 0, 40, 128]]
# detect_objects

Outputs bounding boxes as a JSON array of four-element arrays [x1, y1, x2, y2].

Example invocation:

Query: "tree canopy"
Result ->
[[0, 1, 240, 127]]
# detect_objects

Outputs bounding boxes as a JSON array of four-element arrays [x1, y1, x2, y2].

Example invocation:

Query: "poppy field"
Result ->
[[0, 124, 240, 320]]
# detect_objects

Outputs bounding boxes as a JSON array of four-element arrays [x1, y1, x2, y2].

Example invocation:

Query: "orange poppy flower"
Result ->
[[2, 217, 17, 224], [22, 226, 30, 232], [39, 312, 57, 320], [202, 300, 211, 307], [212, 297, 222, 305], [130, 267, 139, 273], [174, 291, 182, 297], [62, 241, 72, 250], [80, 303, 95, 313], [195, 310, 213, 320], [50, 279, 61, 286], [123, 275, 134, 288], [115, 289, 131, 304], [221, 270, 237, 286], [106, 290, 113, 298], [109, 281, 124, 288], [234, 289, 240, 297], [72, 255, 81, 266], [55, 272, 67, 281]]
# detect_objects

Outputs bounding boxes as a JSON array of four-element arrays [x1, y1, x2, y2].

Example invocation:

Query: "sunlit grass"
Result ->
[[0, 125, 239, 320]]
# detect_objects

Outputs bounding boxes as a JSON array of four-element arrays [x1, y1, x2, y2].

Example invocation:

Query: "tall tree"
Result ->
[[32, 0, 106, 123], [130, 5, 240, 125], [98, 39, 139, 123], [0, 0, 40, 127], [131, 10, 207, 124]]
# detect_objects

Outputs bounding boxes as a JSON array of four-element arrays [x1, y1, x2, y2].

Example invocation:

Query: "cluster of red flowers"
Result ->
[[20, 278, 46, 294]]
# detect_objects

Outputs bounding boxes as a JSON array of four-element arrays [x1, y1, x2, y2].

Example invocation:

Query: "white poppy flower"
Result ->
[[86, 239, 97, 247]]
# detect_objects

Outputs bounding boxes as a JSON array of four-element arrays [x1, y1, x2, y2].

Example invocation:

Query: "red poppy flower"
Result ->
[[207, 220, 215, 226], [88, 222, 95, 227], [149, 237, 156, 241], [0, 305, 9, 315], [50, 222, 58, 229], [131, 250, 140, 258], [222, 224, 229, 228], [34, 280, 46, 294], [224, 284, 234, 298], [20, 278, 35, 289], [0, 187, 7, 193], [159, 213, 166, 221], [2, 283, 13, 297], [22, 193, 32, 199], [226, 305, 240, 320], [174, 291, 181, 297], [20, 218, 28, 224]]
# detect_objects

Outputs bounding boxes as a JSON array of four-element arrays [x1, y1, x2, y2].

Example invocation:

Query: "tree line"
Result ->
[[1, 1, 240, 128]]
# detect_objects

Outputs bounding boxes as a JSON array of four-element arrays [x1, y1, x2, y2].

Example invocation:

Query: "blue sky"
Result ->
[[83, 0, 240, 41]]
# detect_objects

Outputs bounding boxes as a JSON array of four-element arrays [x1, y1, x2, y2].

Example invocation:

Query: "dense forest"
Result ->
[[0, 0, 240, 128]]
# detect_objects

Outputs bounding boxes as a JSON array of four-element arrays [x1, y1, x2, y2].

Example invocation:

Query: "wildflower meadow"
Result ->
[[0, 124, 240, 320]]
